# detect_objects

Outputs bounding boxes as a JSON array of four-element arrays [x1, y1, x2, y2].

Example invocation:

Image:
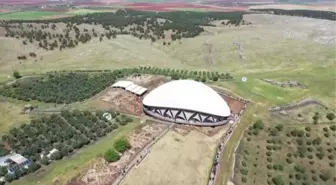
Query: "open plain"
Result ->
[[0, 8, 334, 185]]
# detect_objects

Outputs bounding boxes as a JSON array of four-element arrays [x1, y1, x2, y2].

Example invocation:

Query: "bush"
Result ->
[[324, 133, 330, 138], [295, 173, 301, 180], [272, 175, 285, 185], [307, 147, 313, 152], [241, 161, 247, 167], [28, 162, 41, 173], [323, 127, 329, 132], [329, 162, 335, 167], [275, 124, 284, 131], [294, 165, 306, 173], [241, 176, 247, 183], [113, 138, 131, 153], [326, 113, 335, 121], [312, 176, 317, 181], [316, 152, 325, 159], [267, 157, 272, 163], [266, 151, 272, 156], [328, 155, 334, 160], [286, 158, 293, 164], [240, 168, 248, 175], [253, 120, 264, 130], [13, 70, 21, 79], [330, 125, 336, 131], [104, 149, 120, 162], [305, 127, 311, 132], [319, 172, 330, 181]]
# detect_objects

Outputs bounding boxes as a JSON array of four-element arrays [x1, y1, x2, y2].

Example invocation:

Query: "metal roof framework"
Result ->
[[112, 81, 147, 96]]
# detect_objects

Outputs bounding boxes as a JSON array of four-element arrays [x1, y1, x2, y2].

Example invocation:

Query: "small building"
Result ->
[[0, 153, 31, 173]]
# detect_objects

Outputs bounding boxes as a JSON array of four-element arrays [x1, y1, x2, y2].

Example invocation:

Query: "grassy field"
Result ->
[[0, 101, 30, 134], [0, 14, 334, 81], [122, 127, 229, 185], [0, 11, 61, 20], [66, 8, 116, 15], [9, 121, 139, 185]]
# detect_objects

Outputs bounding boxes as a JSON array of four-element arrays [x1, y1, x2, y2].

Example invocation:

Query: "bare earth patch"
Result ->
[[121, 125, 229, 185]]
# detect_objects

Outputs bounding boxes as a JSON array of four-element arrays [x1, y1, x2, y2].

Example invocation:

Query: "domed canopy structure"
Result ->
[[142, 80, 231, 126]]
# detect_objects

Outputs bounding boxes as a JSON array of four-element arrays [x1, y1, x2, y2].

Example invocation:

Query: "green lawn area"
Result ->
[[9, 121, 139, 185], [66, 8, 115, 15], [0, 11, 60, 20]]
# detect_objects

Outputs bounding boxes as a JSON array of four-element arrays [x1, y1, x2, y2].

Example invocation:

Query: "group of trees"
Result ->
[[251, 9, 336, 21], [240, 115, 336, 185], [2, 109, 132, 163], [2, 10, 246, 51], [0, 67, 233, 104], [104, 138, 131, 162]]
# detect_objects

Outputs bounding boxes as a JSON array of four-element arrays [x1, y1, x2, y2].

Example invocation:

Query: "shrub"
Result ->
[[312, 176, 317, 181], [241, 161, 247, 167], [326, 113, 335, 121], [329, 162, 335, 167], [267, 157, 272, 163], [311, 169, 316, 173], [272, 175, 285, 185], [309, 161, 315, 165], [294, 165, 306, 173], [305, 127, 311, 132], [327, 148, 333, 153], [253, 120, 264, 130], [241, 176, 247, 183], [328, 155, 334, 160], [295, 173, 301, 180], [247, 137, 251, 141], [286, 158, 293, 164], [306, 133, 310, 137], [13, 70, 21, 79], [324, 133, 330, 138], [114, 138, 131, 153], [267, 164, 272, 169], [104, 149, 120, 162], [316, 152, 325, 159], [307, 147, 313, 152], [275, 124, 284, 131], [319, 172, 330, 181], [330, 125, 336, 131], [266, 151, 272, 156], [308, 154, 313, 159], [289, 174, 293, 179], [323, 127, 329, 132], [240, 168, 248, 175]]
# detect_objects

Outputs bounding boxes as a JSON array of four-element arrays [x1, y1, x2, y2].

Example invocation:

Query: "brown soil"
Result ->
[[0, 27, 7, 37]]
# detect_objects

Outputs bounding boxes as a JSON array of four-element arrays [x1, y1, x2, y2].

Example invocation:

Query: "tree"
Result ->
[[0, 166, 8, 176], [104, 149, 120, 162], [272, 175, 284, 185], [13, 70, 21, 79], [326, 113, 335, 121], [253, 120, 264, 130]]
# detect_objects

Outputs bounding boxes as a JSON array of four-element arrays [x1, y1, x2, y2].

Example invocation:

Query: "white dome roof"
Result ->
[[143, 80, 230, 117]]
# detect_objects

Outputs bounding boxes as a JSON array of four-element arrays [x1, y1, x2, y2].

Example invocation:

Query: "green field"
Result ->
[[9, 121, 139, 185], [66, 8, 116, 15], [0, 11, 61, 20]]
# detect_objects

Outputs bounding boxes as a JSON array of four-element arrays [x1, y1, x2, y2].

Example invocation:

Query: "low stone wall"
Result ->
[[261, 78, 308, 89], [268, 98, 327, 112]]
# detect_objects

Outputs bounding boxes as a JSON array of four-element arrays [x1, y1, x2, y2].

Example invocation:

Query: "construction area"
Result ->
[[97, 75, 169, 115], [68, 121, 169, 185]]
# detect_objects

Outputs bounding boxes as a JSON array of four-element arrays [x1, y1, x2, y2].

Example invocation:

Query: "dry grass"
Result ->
[[0, 14, 334, 81], [0, 101, 30, 134], [121, 126, 229, 185]]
